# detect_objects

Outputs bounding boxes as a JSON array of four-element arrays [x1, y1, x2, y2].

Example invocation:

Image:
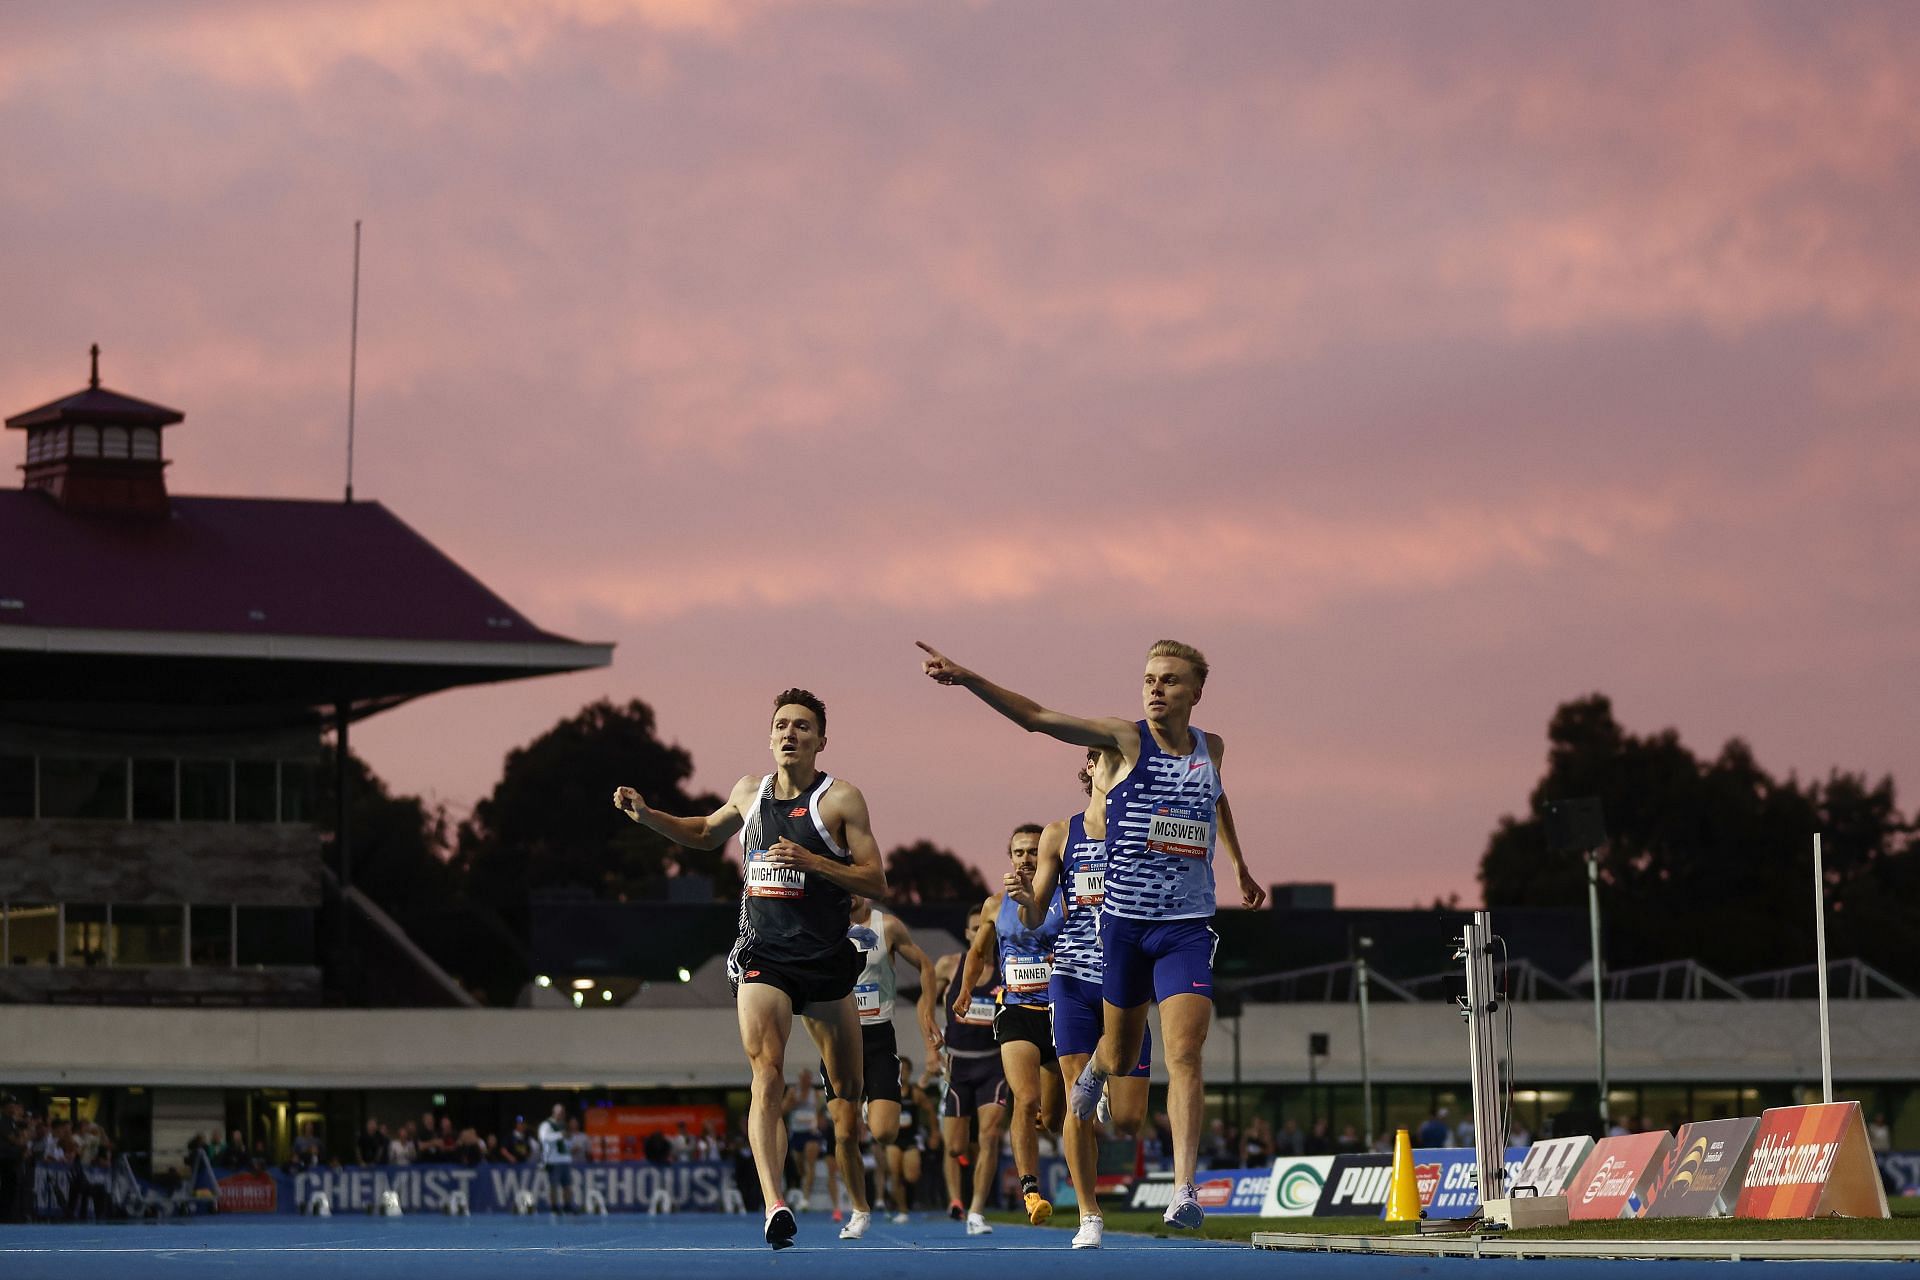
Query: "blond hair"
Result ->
[[1146, 639, 1209, 688]]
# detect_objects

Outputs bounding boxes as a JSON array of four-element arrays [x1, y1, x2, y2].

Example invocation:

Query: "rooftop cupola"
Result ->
[[6, 344, 184, 517]]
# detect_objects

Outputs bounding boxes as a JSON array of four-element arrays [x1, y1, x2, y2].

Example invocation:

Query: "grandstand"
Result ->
[[1, 358, 1913, 1213]]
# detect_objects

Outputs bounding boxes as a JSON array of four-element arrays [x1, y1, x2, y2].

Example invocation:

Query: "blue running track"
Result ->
[[0, 1214, 1889, 1280]]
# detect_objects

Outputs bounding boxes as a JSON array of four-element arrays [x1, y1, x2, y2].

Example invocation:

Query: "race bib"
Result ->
[[1146, 806, 1211, 859], [1005, 957, 1051, 993], [1072, 867, 1105, 905], [745, 852, 806, 898], [960, 995, 996, 1025], [854, 983, 883, 1019]]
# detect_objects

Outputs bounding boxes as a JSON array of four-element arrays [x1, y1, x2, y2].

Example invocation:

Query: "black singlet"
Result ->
[[731, 772, 853, 966]]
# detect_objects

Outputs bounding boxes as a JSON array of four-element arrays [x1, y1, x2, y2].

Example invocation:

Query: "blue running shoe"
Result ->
[[1068, 1060, 1106, 1120], [1164, 1184, 1204, 1230]]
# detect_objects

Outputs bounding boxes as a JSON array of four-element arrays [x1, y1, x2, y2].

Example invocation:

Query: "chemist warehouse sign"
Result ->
[[1407, 1148, 1531, 1216], [216, 1161, 737, 1214]]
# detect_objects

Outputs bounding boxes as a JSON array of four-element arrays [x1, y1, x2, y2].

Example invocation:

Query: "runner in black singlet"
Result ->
[[930, 905, 1008, 1235], [615, 688, 888, 1250]]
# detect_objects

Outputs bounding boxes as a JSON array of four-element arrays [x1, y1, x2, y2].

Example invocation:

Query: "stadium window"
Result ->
[[101, 425, 130, 458], [112, 904, 185, 967], [71, 424, 99, 457], [180, 759, 233, 821], [237, 907, 314, 967], [132, 758, 178, 821], [235, 761, 277, 823], [190, 905, 235, 968], [3, 903, 59, 967], [0, 756, 33, 818], [65, 904, 108, 967], [278, 762, 318, 823], [38, 757, 128, 820], [131, 427, 161, 460]]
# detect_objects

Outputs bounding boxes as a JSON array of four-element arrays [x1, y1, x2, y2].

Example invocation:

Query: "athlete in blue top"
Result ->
[[957, 824, 1067, 1227], [1010, 750, 1153, 1249], [917, 639, 1265, 1230]]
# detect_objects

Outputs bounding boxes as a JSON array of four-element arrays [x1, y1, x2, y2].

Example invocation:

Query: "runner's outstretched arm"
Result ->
[[917, 642, 1135, 752], [613, 777, 750, 851]]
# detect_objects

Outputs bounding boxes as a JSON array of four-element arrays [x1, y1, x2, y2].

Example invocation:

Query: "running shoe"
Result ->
[[764, 1203, 797, 1250], [1095, 1084, 1112, 1127], [1163, 1183, 1204, 1230], [839, 1209, 870, 1240], [1068, 1060, 1107, 1120], [1072, 1215, 1105, 1250], [832, 1207, 845, 1223], [947, 1199, 965, 1221], [889, 1211, 911, 1225], [1024, 1190, 1053, 1226], [965, 1211, 993, 1236]]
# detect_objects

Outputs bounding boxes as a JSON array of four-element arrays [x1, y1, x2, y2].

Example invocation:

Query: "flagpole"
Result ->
[[1814, 832, 1832, 1104]]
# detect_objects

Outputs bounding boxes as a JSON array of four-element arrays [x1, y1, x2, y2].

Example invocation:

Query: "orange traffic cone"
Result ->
[[1384, 1128, 1421, 1222]]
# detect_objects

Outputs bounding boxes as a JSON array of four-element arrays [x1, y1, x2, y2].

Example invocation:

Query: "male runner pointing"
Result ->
[[615, 688, 886, 1249], [917, 640, 1265, 1230]]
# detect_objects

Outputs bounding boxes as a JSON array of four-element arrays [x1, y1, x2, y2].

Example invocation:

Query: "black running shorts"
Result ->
[[941, 1052, 1009, 1119], [822, 1020, 903, 1105], [735, 939, 861, 1011], [992, 1003, 1058, 1066]]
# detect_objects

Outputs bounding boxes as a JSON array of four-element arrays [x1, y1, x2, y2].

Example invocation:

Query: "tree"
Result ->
[[316, 746, 452, 920], [1479, 694, 1918, 982], [884, 840, 990, 905], [452, 698, 732, 928]]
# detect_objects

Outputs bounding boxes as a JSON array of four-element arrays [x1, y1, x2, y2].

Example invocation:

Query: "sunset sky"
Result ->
[[5, 1, 1917, 906]]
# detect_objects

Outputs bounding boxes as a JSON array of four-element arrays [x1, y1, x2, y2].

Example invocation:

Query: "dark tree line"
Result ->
[[1480, 694, 1920, 984], [322, 698, 988, 995]]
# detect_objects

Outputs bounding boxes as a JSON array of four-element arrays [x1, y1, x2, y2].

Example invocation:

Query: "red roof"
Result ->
[[5, 384, 184, 430], [0, 490, 585, 647]]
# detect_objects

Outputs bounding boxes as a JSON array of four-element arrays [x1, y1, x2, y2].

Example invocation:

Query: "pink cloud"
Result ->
[[6, 1, 1920, 906]]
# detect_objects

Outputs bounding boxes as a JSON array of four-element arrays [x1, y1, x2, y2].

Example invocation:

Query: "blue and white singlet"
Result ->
[[1051, 812, 1108, 983], [1102, 720, 1221, 920], [995, 888, 1063, 1008]]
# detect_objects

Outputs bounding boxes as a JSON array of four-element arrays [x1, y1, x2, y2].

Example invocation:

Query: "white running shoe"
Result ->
[[1096, 1084, 1112, 1127], [839, 1209, 871, 1240], [1072, 1216, 1104, 1250], [889, 1211, 911, 1225], [1164, 1183, 1204, 1230], [1068, 1060, 1106, 1120], [965, 1211, 993, 1236], [791, 1190, 809, 1213]]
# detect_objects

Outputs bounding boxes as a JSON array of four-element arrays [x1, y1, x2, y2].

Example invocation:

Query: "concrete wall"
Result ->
[[0, 819, 320, 905], [1, 1000, 1914, 1090], [0, 964, 321, 1005]]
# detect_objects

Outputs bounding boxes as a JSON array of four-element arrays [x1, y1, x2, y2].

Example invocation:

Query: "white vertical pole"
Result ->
[[1814, 832, 1833, 1104]]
